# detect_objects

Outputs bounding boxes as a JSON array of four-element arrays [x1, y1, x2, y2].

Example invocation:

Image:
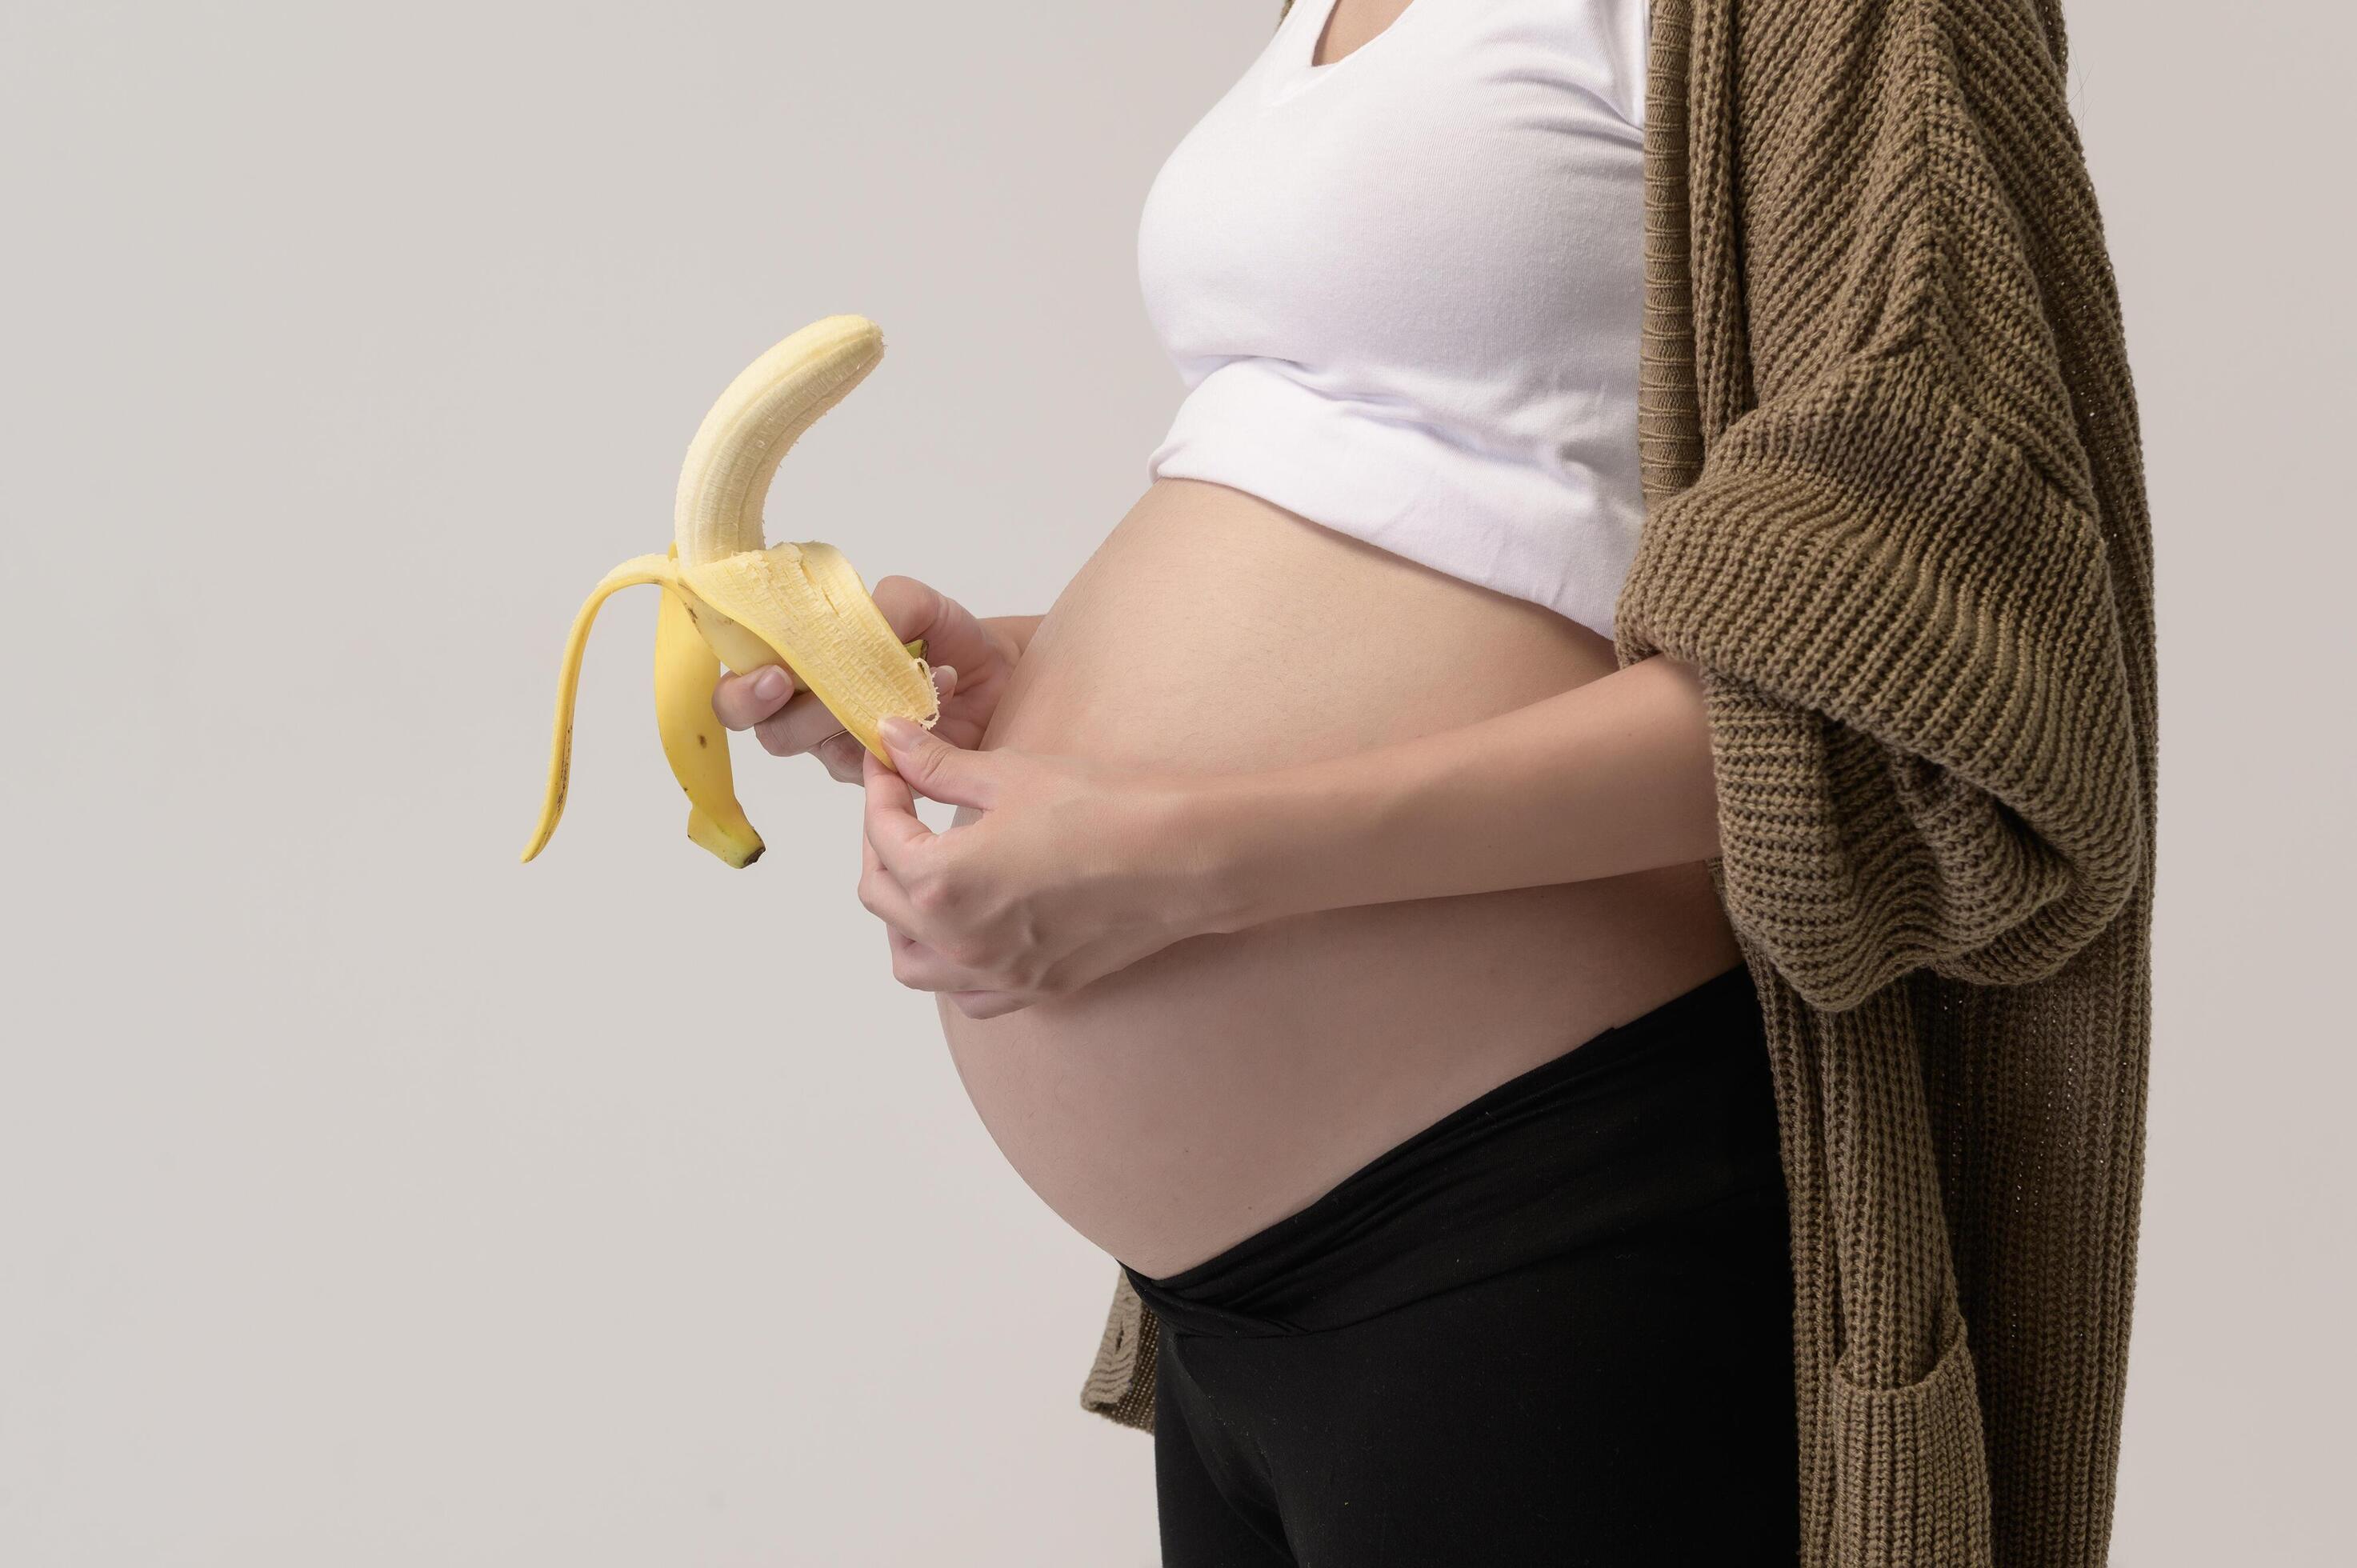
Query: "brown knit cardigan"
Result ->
[[1080, 2, 2157, 1564]]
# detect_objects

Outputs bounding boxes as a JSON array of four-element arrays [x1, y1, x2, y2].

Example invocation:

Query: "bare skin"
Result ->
[[1309, 0, 1422, 70], [716, 477, 1740, 1280], [708, 0, 1738, 1279]]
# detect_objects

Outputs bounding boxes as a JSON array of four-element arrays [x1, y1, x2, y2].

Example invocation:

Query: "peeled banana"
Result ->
[[522, 314, 940, 867]]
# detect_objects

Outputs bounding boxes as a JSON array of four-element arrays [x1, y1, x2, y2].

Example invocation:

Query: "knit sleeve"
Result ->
[[1611, 0, 2151, 1014]]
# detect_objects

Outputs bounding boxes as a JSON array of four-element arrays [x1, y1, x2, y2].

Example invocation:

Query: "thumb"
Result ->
[[878, 714, 996, 810]]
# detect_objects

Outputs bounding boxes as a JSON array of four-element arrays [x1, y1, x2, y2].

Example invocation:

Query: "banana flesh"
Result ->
[[674, 314, 888, 569], [522, 314, 940, 866]]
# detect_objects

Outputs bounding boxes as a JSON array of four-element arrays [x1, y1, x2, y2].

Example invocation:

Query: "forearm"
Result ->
[[980, 613, 1046, 661], [1184, 653, 1722, 934]]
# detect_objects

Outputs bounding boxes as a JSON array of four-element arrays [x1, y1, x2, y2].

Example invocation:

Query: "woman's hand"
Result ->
[[858, 717, 1217, 1021], [711, 575, 1021, 783]]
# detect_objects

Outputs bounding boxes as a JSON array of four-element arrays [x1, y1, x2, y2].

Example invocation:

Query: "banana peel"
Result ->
[[522, 315, 939, 866]]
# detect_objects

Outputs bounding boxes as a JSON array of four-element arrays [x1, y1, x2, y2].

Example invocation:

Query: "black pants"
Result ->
[[1122, 962, 1799, 1567]]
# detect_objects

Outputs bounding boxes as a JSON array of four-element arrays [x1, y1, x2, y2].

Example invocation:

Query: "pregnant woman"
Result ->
[[722, 2, 2157, 1564]]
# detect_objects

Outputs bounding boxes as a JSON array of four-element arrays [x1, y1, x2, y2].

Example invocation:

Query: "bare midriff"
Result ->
[[938, 478, 1743, 1280]]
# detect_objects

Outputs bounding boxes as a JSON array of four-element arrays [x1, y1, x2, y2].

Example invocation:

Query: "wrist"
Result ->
[[1157, 767, 1313, 938]]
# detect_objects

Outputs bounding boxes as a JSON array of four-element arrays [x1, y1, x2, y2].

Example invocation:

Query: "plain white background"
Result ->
[[2, 2, 2349, 1562]]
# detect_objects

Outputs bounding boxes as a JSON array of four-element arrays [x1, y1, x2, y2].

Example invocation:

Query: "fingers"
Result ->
[[861, 744, 936, 881], [870, 574, 946, 646], [871, 577, 1009, 703], [722, 664, 959, 787], [811, 730, 867, 785], [782, 664, 958, 779], [858, 828, 1002, 999], [750, 694, 839, 762], [755, 695, 838, 758], [712, 665, 794, 730], [858, 830, 925, 941]]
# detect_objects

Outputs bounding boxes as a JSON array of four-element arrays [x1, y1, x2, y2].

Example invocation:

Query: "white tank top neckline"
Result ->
[[1275, 0, 1445, 97], [1135, 0, 1653, 641]]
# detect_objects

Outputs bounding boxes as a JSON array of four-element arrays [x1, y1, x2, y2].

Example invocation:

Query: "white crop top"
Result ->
[[1137, 0, 1652, 641]]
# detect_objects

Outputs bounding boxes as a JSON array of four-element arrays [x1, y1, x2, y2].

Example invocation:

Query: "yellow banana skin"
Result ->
[[521, 314, 940, 866], [655, 574, 763, 869]]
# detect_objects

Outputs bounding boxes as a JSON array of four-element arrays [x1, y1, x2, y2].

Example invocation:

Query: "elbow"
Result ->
[[1705, 679, 2151, 1013], [1927, 774, 2149, 994], [1725, 824, 2143, 1014]]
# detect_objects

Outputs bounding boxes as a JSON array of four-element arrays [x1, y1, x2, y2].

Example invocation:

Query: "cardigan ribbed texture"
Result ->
[[1078, 2, 2156, 1564]]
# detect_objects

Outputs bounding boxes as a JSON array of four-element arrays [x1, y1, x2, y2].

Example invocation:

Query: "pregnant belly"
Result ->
[[938, 478, 1742, 1279]]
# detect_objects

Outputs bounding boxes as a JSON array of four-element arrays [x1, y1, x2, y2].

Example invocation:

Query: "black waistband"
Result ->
[[1121, 962, 1778, 1337]]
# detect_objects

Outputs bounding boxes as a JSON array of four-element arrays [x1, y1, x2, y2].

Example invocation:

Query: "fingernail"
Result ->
[[753, 668, 788, 702], [878, 715, 920, 749], [933, 665, 957, 694]]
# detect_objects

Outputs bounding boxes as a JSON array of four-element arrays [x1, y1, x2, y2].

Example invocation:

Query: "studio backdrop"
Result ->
[[2, 2, 2349, 1563]]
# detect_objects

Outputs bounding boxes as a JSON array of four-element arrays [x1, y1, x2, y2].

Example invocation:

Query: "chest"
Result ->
[[1136, 0, 1651, 363]]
